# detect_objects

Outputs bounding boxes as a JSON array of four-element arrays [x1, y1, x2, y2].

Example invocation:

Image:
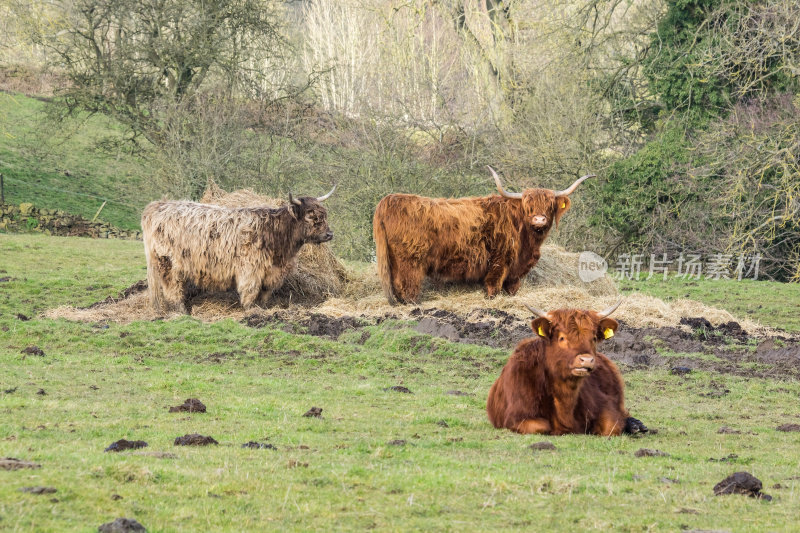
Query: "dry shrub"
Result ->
[[199, 180, 348, 304], [44, 243, 763, 333]]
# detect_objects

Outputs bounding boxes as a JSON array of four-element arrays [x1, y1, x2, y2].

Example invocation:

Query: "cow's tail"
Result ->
[[373, 206, 397, 305]]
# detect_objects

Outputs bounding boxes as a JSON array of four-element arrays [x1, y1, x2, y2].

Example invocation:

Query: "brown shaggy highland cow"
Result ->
[[487, 301, 648, 436], [142, 187, 335, 313], [373, 167, 593, 304]]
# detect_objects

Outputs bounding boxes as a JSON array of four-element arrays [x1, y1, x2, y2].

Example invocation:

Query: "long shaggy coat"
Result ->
[[142, 197, 332, 313], [373, 189, 570, 304]]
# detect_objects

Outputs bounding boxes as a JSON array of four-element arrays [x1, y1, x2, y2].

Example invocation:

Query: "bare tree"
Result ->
[[23, 0, 303, 145]]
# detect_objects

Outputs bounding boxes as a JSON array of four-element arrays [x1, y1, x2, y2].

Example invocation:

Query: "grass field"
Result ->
[[0, 92, 148, 230], [619, 276, 800, 333], [2, 233, 800, 531]]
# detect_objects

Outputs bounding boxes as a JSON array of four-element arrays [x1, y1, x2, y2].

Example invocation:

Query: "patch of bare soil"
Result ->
[[245, 311, 369, 339], [20, 486, 57, 494], [634, 448, 670, 457], [0, 457, 41, 470], [82, 280, 148, 310], [529, 442, 556, 451], [241, 441, 277, 450], [411, 308, 531, 348], [384, 386, 412, 394]]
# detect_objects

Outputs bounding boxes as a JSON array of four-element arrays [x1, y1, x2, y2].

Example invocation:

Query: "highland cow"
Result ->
[[142, 187, 335, 313], [373, 167, 593, 304], [487, 301, 647, 436]]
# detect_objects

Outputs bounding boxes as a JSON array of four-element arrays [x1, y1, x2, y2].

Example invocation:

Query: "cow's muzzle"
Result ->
[[571, 354, 595, 376], [531, 215, 548, 229], [315, 231, 334, 243]]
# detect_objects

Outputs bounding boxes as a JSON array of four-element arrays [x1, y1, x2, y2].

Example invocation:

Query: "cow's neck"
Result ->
[[511, 224, 547, 273], [264, 208, 306, 266]]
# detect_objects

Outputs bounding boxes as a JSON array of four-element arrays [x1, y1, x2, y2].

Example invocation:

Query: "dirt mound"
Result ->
[[200, 180, 348, 304], [168, 399, 206, 413], [714, 472, 771, 500], [174, 434, 218, 446], [104, 440, 148, 452], [97, 517, 147, 533]]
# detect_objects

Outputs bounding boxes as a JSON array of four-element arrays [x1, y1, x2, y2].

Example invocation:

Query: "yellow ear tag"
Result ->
[[537, 325, 546, 337], [561, 202, 566, 209], [603, 327, 614, 339]]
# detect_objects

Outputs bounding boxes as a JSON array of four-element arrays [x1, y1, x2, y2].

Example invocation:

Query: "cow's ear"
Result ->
[[597, 318, 618, 341], [554, 196, 571, 226], [288, 203, 300, 220], [532, 317, 551, 339]]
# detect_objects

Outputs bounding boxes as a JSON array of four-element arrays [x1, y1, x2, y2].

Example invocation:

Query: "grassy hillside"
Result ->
[[2, 234, 800, 531], [0, 91, 149, 230]]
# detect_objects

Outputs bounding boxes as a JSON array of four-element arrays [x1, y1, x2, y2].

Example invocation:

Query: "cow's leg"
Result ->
[[236, 270, 262, 310], [392, 261, 424, 303], [484, 265, 507, 298], [503, 276, 522, 295], [515, 418, 552, 434], [257, 288, 273, 308], [623, 417, 648, 434], [594, 410, 625, 436], [161, 277, 187, 314]]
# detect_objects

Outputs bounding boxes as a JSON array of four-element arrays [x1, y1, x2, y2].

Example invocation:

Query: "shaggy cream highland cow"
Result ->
[[142, 187, 335, 313]]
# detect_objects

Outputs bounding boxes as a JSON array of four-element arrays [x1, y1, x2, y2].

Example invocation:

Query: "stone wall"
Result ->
[[0, 203, 141, 240]]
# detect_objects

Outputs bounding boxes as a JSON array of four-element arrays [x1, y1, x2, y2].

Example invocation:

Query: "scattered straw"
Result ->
[[44, 243, 764, 333]]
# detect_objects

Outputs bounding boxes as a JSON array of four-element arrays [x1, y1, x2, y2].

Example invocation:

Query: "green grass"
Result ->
[[0, 92, 150, 230], [619, 276, 800, 332], [2, 234, 800, 531]]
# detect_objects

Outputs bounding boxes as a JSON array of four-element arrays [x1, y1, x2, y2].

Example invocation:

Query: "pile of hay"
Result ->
[[199, 180, 348, 304]]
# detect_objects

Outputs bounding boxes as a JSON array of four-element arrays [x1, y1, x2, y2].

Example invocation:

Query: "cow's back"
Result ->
[[142, 201, 265, 290], [376, 194, 489, 278]]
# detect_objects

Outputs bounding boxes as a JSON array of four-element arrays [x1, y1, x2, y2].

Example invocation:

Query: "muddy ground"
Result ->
[[245, 306, 800, 380], [88, 281, 800, 379]]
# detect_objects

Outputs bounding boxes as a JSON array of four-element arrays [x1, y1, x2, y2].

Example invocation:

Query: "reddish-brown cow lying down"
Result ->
[[487, 301, 647, 436]]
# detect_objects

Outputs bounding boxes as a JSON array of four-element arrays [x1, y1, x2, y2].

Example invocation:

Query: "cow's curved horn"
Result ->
[[316, 184, 336, 202], [596, 298, 622, 318], [488, 166, 523, 200], [554, 173, 596, 196], [289, 193, 302, 206], [524, 303, 550, 319]]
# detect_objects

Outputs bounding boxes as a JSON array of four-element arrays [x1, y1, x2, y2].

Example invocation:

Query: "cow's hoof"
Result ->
[[624, 417, 648, 434]]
